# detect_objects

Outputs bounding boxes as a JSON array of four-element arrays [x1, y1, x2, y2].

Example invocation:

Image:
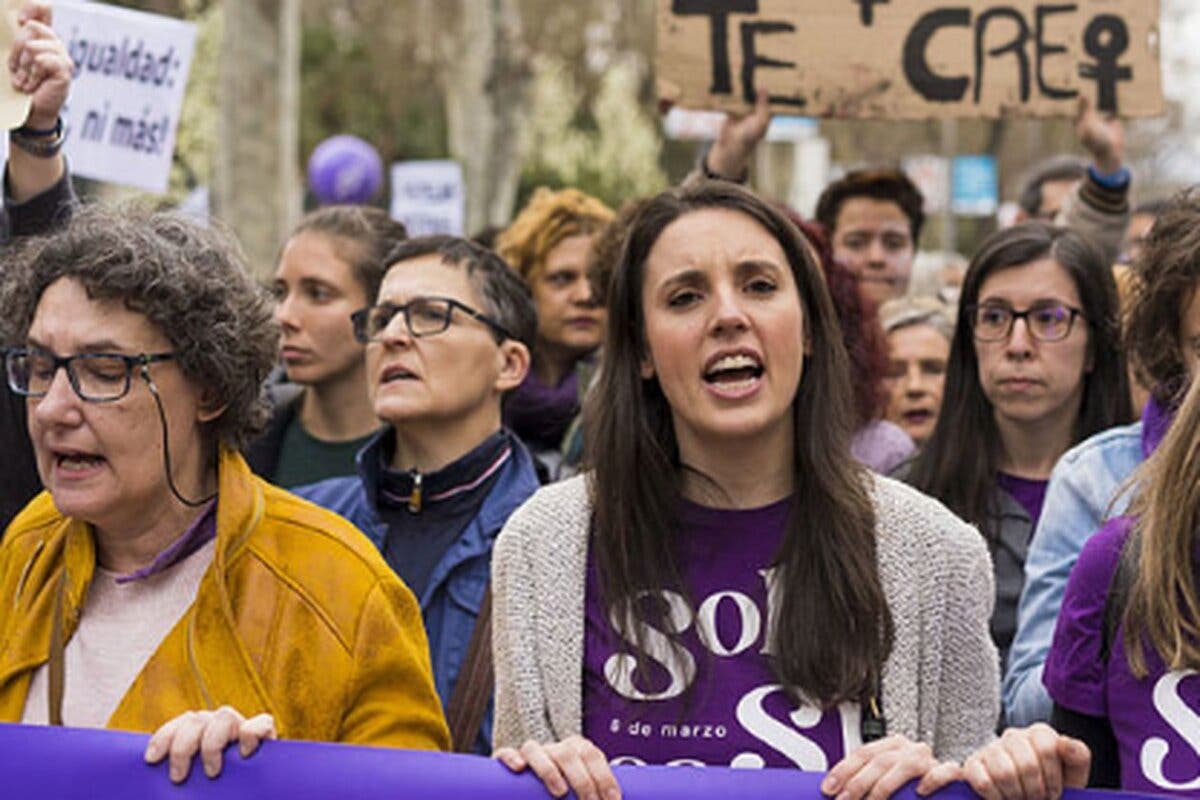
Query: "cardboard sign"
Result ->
[[52, 1, 197, 193], [657, 0, 1163, 119], [0, 0, 31, 130], [390, 160, 466, 236]]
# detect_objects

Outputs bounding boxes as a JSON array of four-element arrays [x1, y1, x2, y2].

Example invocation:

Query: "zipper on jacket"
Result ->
[[408, 470, 423, 513]]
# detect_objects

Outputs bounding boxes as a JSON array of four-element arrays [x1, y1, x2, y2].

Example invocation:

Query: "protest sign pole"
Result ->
[[940, 118, 957, 255]]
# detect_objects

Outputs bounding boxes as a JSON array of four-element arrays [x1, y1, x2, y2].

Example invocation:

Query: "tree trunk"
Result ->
[[213, 0, 301, 280], [435, 0, 532, 233]]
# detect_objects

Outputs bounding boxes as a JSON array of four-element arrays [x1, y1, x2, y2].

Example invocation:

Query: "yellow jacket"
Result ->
[[0, 447, 451, 750]]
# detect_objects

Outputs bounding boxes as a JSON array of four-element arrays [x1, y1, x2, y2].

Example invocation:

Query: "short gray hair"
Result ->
[[2, 204, 278, 448], [878, 295, 955, 340]]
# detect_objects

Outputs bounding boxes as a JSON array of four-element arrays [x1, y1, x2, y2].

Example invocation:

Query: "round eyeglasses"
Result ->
[[966, 303, 1085, 343], [350, 296, 512, 344], [5, 347, 175, 403]]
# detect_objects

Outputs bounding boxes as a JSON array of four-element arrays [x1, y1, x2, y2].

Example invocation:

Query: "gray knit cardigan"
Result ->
[[492, 473, 1000, 763]]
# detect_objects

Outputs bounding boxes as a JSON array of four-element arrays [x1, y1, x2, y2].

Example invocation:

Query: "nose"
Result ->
[[275, 291, 299, 331], [568, 275, 599, 308], [1005, 316, 1035, 358], [866, 237, 888, 267], [31, 366, 83, 428], [709, 284, 750, 337], [376, 310, 414, 349], [903, 364, 928, 397]]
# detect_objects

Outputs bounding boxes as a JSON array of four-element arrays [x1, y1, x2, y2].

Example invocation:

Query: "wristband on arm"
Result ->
[[10, 117, 64, 159]]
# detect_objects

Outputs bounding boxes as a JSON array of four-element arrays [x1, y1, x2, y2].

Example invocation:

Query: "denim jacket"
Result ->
[[295, 430, 540, 752], [1002, 398, 1171, 726]]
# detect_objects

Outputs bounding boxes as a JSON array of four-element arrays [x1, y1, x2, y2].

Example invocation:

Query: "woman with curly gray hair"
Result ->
[[0, 205, 449, 783]]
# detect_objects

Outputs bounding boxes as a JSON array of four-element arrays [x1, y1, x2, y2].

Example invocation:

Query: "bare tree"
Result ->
[[213, 0, 301, 280], [431, 0, 533, 232]]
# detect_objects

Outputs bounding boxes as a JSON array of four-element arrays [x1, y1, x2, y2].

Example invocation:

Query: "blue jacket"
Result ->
[[295, 430, 540, 752], [1002, 398, 1172, 726]]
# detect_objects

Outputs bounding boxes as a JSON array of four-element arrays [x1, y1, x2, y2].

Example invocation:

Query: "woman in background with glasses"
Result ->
[[296, 235, 540, 754], [906, 222, 1132, 677], [0, 206, 449, 782]]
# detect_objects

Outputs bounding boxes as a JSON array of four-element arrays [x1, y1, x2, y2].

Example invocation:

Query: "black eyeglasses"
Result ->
[[967, 302, 1085, 343], [5, 347, 176, 403], [351, 297, 512, 344]]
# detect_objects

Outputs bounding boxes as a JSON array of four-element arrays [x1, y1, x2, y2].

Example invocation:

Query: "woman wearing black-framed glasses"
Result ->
[[296, 235, 541, 755], [905, 222, 1133, 679], [0, 205, 450, 784]]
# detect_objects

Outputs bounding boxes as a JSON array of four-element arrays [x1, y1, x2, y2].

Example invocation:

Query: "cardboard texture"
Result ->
[[0, 0, 32, 130], [657, 0, 1163, 119]]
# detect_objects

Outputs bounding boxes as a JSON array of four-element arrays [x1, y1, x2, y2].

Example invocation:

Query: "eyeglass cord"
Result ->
[[142, 365, 218, 508]]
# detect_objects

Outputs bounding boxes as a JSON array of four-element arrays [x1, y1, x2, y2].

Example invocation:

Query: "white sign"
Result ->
[[389, 160, 465, 236], [53, 1, 197, 193], [662, 107, 726, 141], [663, 108, 818, 142], [902, 155, 950, 215]]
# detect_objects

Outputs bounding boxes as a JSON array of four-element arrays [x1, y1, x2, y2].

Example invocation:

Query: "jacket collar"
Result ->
[[355, 427, 390, 514], [354, 430, 540, 608], [416, 438, 540, 607], [0, 447, 280, 730]]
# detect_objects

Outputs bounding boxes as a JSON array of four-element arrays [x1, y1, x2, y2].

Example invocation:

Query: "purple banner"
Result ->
[[0, 723, 1165, 799]]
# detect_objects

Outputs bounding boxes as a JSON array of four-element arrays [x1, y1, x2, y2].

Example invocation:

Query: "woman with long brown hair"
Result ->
[[1043, 373, 1200, 795], [490, 182, 1079, 799], [907, 222, 1132, 675]]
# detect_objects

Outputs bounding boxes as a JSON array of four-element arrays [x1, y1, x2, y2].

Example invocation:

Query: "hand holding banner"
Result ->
[[0, 723, 1171, 799]]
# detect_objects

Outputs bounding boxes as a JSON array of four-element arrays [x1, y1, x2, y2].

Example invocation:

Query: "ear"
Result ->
[[493, 340, 531, 394], [639, 352, 655, 380], [196, 387, 228, 424]]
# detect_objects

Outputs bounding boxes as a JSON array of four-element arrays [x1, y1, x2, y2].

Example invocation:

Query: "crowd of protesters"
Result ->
[[2, 2, 1199, 799]]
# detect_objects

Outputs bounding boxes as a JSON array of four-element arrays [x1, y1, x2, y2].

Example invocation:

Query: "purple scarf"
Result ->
[[503, 368, 581, 452]]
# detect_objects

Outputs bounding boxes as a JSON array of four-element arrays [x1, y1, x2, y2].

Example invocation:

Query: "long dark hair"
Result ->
[[909, 222, 1132, 535], [585, 181, 892, 707], [790, 215, 889, 427], [1124, 375, 1200, 676]]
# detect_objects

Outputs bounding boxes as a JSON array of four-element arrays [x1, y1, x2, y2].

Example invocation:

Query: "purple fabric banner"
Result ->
[[0, 723, 1167, 799]]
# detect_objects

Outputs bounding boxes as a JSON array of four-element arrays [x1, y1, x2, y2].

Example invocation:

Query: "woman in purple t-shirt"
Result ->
[[1045, 375, 1200, 794], [492, 181, 1087, 799], [907, 223, 1131, 674]]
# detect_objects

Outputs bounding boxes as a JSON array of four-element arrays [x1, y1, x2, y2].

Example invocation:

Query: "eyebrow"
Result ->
[[734, 258, 786, 277], [26, 336, 137, 354], [656, 268, 707, 293], [298, 276, 339, 289], [977, 297, 1071, 306]]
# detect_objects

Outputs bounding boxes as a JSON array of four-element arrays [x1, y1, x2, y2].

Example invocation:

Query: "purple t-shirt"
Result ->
[[1044, 517, 1200, 794], [996, 472, 1049, 529], [581, 498, 862, 770]]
